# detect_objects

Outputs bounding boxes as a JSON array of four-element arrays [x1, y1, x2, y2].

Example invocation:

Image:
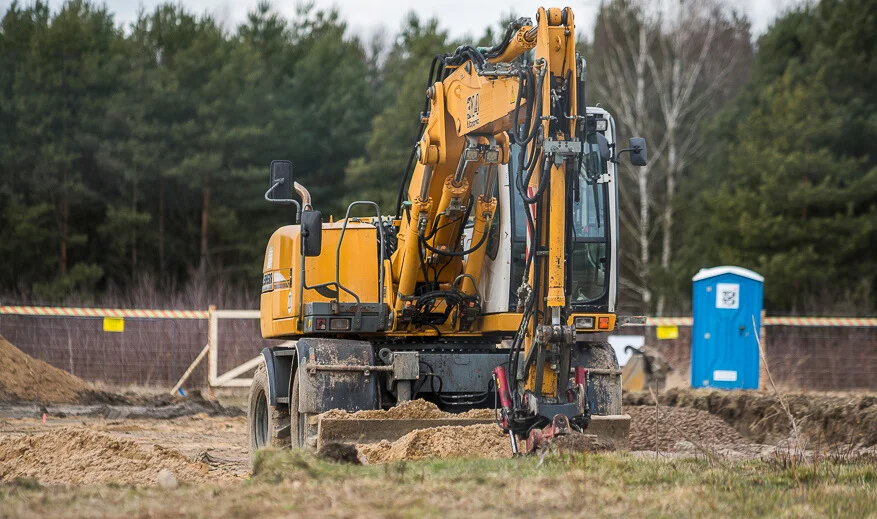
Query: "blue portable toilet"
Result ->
[[691, 266, 763, 390]]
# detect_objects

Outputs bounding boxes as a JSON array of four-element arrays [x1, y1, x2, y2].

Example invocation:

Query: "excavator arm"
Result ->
[[390, 8, 592, 439]]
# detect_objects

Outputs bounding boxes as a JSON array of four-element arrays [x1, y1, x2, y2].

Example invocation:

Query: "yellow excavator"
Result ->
[[248, 6, 647, 457]]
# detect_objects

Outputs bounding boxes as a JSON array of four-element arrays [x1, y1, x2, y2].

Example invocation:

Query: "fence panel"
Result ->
[[628, 323, 877, 391], [2, 307, 876, 391], [0, 310, 273, 387]]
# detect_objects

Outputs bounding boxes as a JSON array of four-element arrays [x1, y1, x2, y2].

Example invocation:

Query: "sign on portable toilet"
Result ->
[[691, 266, 763, 390]]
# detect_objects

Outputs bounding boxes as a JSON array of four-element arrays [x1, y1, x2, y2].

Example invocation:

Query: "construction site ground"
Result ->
[[1, 339, 876, 516], [2, 395, 876, 517]]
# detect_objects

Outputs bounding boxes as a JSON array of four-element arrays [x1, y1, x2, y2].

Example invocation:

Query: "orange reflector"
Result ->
[[598, 317, 610, 329]]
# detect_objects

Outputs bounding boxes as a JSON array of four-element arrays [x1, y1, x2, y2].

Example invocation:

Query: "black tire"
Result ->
[[248, 363, 291, 463], [574, 341, 623, 416], [289, 369, 315, 450]]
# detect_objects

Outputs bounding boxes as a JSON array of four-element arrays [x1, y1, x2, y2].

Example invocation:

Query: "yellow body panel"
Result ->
[[478, 313, 523, 333], [261, 221, 380, 339], [444, 71, 520, 136]]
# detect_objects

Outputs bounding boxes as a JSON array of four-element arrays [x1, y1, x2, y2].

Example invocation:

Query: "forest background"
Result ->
[[2, 0, 875, 315]]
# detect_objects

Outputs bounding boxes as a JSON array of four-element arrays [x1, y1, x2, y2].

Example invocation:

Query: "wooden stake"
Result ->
[[170, 343, 210, 396]]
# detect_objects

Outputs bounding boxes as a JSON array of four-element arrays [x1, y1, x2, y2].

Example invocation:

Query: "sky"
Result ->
[[2, 0, 802, 39]]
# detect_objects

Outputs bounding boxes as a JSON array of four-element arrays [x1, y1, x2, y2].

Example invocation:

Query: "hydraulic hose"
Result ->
[[418, 213, 492, 257]]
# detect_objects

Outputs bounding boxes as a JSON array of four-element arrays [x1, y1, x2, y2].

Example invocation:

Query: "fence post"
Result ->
[[207, 304, 218, 387], [760, 309, 768, 391]]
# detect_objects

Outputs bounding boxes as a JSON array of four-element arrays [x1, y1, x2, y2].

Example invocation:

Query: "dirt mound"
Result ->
[[323, 399, 448, 419], [0, 336, 92, 404], [0, 336, 243, 416], [0, 426, 219, 486], [627, 405, 746, 451], [358, 424, 512, 463], [80, 391, 245, 419], [322, 399, 495, 420], [625, 389, 877, 447], [456, 408, 496, 419]]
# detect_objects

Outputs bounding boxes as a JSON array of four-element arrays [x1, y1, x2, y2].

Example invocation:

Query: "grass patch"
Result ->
[[3, 452, 876, 517]]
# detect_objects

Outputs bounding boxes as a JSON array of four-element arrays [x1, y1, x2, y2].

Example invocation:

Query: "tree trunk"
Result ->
[[131, 180, 138, 279], [199, 173, 210, 276], [657, 119, 678, 316], [159, 175, 165, 277], [60, 168, 68, 276], [60, 197, 68, 276], [635, 24, 651, 307]]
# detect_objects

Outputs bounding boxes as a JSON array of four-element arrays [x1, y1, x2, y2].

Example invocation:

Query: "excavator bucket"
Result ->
[[523, 414, 631, 453]]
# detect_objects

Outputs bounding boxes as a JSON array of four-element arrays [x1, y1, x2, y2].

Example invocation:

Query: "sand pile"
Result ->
[[322, 399, 495, 420], [358, 424, 512, 463], [626, 405, 745, 451], [0, 426, 218, 486], [0, 336, 91, 404]]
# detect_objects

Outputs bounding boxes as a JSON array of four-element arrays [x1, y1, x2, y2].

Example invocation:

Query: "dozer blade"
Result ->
[[316, 417, 495, 449], [315, 413, 630, 452]]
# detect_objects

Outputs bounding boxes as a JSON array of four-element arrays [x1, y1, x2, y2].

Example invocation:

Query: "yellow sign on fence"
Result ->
[[656, 325, 678, 340], [103, 317, 124, 333]]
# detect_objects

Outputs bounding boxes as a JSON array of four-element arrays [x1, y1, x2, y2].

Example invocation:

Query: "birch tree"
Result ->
[[589, 0, 752, 313]]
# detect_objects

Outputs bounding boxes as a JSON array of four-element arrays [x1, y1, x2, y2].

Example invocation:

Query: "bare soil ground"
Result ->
[[625, 388, 877, 448], [0, 426, 219, 485], [627, 405, 746, 452], [0, 413, 250, 481], [0, 397, 874, 517], [0, 335, 874, 516]]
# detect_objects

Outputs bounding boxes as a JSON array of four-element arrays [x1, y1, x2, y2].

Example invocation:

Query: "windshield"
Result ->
[[571, 133, 609, 303]]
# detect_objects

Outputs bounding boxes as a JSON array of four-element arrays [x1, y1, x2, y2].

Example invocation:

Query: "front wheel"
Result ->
[[248, 363, 291, 463], [289, 369, 317, 450]]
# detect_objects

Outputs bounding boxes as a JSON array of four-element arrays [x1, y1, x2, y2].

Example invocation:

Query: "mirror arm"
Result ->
[[264, 178, 302, 222], [613, 145, 640, 162]]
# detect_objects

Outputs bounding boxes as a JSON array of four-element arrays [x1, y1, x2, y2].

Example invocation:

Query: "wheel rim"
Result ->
[[253, 389, 269, 448]]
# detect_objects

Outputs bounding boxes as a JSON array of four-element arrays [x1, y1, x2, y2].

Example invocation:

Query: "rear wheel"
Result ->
[[248, 363, 290, 463]]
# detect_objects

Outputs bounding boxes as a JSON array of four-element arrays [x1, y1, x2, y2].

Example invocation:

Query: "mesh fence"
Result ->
[[621, 325, 877, 391], [0, 314, 274, 387], [1, 312, 876, 390]]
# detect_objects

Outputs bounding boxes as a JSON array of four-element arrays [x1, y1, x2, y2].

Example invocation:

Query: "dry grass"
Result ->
[[754, 314, 807, 469], [1, 450, 875, 517]]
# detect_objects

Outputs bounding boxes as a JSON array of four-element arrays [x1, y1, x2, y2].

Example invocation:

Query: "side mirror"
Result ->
[[628, 137, 647, 166], [300, 210, 322, 257], [266, 160, 294, 202]]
